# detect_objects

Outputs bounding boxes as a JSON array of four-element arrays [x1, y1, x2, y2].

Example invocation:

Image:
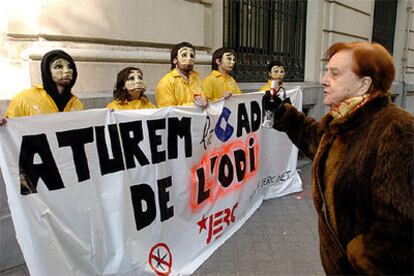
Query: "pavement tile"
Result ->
[[236, 272, 255, 276], [237, 260, 254, 272], [251, 259, 279, 273], [218, 260, 237, 273]]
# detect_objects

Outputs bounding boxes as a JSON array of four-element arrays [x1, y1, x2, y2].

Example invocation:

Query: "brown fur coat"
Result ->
[[274, 93, 414, 275]]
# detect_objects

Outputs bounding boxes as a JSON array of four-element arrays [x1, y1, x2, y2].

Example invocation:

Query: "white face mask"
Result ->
[[269, 66, 285, 83], [124, 70, 146, 97], [50, 58, 73, 86], [175, 47, 195, 73], [218, 52, 236, 73]]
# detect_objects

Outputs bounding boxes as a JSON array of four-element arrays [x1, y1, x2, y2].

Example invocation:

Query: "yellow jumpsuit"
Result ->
[[155, 69, 205, 107], [5, 85, 83, 118], [202, 70, 241, 102], [106, 98, 156, 110], [259, 80, 272, 92]]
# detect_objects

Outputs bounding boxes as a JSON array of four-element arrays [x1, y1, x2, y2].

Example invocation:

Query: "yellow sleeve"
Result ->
[[67, 98, 84, 111], [146, 101, 156, 109], [183, 102, 195, 106], [233, 80, 242, 94], [202, 76, 215, 102], [75, 99, 83, 111], [155, 78, 178, 108], [259, 84, 269, 92], [106, 100, 120, 110], [5, 96, 30, 118]]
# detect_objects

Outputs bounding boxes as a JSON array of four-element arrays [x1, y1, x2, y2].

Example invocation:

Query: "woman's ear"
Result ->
[[173, 58, 177, 65], [359, 76, 372, 94]]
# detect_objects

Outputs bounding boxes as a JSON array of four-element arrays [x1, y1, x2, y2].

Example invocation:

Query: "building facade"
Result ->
[[1, 0, 413, 272]]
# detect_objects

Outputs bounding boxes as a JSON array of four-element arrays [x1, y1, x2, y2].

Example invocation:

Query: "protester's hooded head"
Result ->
[[41, 50, 78, 111]]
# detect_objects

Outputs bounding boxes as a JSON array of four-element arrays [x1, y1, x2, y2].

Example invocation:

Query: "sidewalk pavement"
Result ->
[[1, 161, 323, 276], [193, 160, 324, 276]]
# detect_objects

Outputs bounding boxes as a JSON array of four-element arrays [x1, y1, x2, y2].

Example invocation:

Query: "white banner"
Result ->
[[0, 88, 302, 276]]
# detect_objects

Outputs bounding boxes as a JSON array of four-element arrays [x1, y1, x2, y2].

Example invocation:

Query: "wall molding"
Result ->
[[7, 33, 211, 52], [322, 29, 369, 40], [22, 45, 211, 64], [326, 0, 371, 16]]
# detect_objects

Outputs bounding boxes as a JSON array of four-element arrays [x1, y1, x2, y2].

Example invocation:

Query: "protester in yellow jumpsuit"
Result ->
[[0, 50, 83, 125], [259, 61, 286, 91], [155, 41, 207, 108], [107, 67, 156, 110], [203, 47, 241, 102]]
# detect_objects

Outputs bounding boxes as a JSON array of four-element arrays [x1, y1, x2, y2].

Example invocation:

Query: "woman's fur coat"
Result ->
[[273, 93, 413, 275]]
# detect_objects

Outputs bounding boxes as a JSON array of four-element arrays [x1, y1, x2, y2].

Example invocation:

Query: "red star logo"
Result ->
[[197, 214, 208, 233]]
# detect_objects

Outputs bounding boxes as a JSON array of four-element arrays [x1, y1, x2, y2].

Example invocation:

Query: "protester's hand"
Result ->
[[262, 91, 292, 119], [0, 117, 6, 126], [262, 90, 282, 112], [282, 97, 291, 105], [194, 95, 208, 108], [223, 91, 232, 99]]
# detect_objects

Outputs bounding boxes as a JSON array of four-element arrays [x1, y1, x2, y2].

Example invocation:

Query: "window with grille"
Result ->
[[223, 0, 307, 82], [372, 0, 398, 54]]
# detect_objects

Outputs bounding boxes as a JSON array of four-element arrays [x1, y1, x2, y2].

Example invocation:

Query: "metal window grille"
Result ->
[[223, 0, 307, 82], [372, 0, 397, 54]]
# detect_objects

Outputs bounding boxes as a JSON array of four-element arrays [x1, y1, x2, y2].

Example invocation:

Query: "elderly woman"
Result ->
[[107, 67, 155, 110], [263, 42, 413, 275], [0, 50, 83, 125]]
